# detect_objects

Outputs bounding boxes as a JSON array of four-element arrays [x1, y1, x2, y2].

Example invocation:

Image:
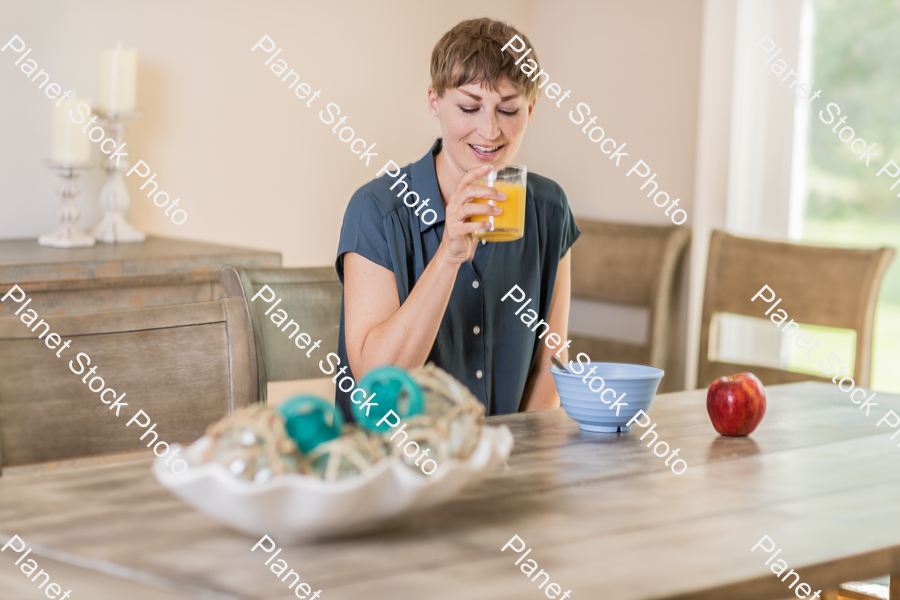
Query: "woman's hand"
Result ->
[[439, 165, 507, 263]]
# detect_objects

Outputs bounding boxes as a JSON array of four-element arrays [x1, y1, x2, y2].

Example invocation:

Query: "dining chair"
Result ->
[[569, 218, 690, 387], [698, 229, 894, 388], [0, 298, 253, 473], [220, 265, 343, 404]]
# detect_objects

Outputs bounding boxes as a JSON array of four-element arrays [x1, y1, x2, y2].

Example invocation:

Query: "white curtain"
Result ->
[[686, 0, 810, 387]]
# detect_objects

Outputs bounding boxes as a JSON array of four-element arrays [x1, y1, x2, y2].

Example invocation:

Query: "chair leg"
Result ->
[[890, 573, 900, 600]]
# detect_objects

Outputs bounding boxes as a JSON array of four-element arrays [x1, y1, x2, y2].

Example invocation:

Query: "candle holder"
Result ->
[[91, 110, 145, 243], [39, 161, 96, 248]]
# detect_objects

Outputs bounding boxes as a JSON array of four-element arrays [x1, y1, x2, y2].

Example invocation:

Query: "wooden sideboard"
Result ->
[[0, 236, 282, 316]]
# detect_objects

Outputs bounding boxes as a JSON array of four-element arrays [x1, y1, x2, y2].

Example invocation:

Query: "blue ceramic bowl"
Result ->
[[551, 362, 664, 432]]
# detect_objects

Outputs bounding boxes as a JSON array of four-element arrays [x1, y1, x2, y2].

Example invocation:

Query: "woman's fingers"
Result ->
[[456, 201, 501, 220], [447, 186, 506, 216], [448, 167, 504, 204], [469, 185, 507, 201], [460, 221, 494, 235], [439, 167, 507, 259], [455, 164, 492, 194]]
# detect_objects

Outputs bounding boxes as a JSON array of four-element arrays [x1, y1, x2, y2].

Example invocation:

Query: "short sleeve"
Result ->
[[335, 190, 394, 283], [557, 187, 581, 261]]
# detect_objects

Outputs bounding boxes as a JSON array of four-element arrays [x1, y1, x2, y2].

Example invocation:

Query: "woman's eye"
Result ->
[[458, 106, 518, 115]]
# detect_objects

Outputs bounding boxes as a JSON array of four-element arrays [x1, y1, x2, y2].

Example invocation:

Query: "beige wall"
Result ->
[[522, 0, 703, 225], [2, 0, 703, 249], [1, 0, 705, 389], [0, 0, 533, 264]]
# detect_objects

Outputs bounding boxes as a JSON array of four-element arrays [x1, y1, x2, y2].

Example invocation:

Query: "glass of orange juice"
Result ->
[[467, 165, 527, 242]]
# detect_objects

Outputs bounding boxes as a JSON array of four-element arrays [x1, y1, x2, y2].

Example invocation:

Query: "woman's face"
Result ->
[[428, 78, 536, 174]]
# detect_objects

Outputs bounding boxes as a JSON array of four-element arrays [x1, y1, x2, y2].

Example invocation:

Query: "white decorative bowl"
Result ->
[[152, 425, 514, 542]]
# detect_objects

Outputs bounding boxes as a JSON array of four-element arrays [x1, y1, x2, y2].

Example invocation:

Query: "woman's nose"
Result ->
[[476, 111, 500, 140]]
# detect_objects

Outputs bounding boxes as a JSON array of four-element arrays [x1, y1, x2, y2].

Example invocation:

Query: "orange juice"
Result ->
[[470, 181, 526, 242]]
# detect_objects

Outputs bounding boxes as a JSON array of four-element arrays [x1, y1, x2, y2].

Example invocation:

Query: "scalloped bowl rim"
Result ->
[[153, 425, 514, 497]]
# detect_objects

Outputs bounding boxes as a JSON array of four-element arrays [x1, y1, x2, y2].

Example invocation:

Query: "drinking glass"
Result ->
[[467, 164, 527, 242]]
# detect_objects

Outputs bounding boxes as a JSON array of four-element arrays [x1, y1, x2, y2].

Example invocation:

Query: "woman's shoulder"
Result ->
[[527, 171, 569, 211], [345, 166, 414, 221]]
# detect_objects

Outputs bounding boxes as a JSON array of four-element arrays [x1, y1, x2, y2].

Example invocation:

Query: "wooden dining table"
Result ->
[[3, 381, 900, 600]]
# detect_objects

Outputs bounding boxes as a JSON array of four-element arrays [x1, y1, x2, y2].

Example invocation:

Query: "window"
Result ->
[[789, 0, 900, 391]]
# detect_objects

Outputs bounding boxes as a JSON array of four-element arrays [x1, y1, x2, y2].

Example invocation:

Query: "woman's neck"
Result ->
[[433, 147, 465, 208]]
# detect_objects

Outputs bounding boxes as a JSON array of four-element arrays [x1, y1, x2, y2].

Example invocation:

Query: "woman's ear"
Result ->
[[526, 95, 538, 125], [427, 86, 441, 120]]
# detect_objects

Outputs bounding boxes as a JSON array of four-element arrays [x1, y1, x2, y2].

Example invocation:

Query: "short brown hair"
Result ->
[[430, 18, 541, 101]]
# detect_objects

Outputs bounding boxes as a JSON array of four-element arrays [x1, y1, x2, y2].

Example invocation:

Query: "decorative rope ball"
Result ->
[[306, 425, 387, 481], [202, 404, 305, 483], [387, 413, 452, 469], [384, 364, 485, 470], [414, 363, 484, 458]]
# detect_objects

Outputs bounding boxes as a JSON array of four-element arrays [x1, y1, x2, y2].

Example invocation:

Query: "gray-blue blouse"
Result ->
[[334, 139, 580, 419]]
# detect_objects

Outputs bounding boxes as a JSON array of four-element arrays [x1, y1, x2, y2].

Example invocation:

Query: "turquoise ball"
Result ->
[[356, 366, 424, 432], [276, 395, 343, 454]]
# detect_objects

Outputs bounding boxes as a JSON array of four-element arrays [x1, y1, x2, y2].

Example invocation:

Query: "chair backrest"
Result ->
[[0, 298, 253, 471], [570, 218, 690, 371], [220, 265, 342, 404], [698, 230, 895, 388]]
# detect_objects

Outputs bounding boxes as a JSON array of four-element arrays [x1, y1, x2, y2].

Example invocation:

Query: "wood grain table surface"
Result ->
[[3, 381, 900, 600]]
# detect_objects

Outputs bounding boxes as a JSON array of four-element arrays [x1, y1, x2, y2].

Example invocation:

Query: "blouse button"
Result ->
[[473, 325, 481, 335], [476, 370, 483, 379], [472, 281, 480, 289]]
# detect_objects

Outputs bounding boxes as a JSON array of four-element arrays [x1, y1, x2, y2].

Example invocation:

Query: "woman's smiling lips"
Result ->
[[468, 142, 505, 160]]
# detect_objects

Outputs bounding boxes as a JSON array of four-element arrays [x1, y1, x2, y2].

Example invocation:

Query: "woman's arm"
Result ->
[[343, 165, 504, 377], [343, 249, 460, 375], [520, 249, 572, 411]]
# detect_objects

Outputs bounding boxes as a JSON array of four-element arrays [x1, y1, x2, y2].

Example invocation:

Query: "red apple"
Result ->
[[706, 373, 767, 436]]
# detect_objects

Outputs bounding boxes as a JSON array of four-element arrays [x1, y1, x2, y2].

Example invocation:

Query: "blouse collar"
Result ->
[[410, 138, 447, 233]]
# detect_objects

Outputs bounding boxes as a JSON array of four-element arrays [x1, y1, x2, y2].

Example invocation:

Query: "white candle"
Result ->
[[98, 43, 137, 112], [51, 97, 91, 163]]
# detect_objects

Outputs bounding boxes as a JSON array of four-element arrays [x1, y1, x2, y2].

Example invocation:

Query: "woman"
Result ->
[[334, 17, 579, 420]]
